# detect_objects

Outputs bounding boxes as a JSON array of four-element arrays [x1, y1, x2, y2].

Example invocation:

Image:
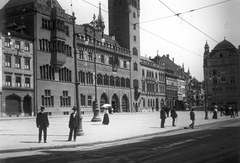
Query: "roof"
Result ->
[[212, 39, 236, 51], [3, 0, 63, 9]]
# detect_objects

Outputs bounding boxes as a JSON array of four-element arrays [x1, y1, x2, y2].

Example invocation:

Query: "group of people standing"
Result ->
[[36, 106, 110, 143], [160, 106, 196, 129], [218, 105, 238, 118], [160, 106, 178, 128]]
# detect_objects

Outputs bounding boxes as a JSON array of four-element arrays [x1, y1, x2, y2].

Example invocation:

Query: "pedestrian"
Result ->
[[230, 106, 235, 118], [212, 106, 218, 119], [189, 108, 195, 129], [160, 106, 166, 128], [234, 105, 238, 117], [220, 105, 224, 116], [36, 106, 49, 143], [170, 107, 178, 126], [166, 106, 170, 117], [68, 106, 80, 142], [102, 110, 110, 125]]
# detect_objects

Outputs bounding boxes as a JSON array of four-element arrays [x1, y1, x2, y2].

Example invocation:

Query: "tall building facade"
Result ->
[[140, 55, 165, 112], [0, 0, 136, 117], [108, 0, 141, 112], [203, 39, 240, 109], [0, 31, 34, 117]]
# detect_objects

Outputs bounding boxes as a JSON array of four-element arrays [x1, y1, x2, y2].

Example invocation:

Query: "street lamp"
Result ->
[[72, 12, 83, 136], [85, 8, 105, 122]]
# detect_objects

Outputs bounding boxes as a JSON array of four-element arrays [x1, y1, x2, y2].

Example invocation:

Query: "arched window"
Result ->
[[133, 62, 138, 71], [116, 77, 120, 87], [110, 75, 115, 86], [121, 77, 125, 87], [132, 47, 138, 55]]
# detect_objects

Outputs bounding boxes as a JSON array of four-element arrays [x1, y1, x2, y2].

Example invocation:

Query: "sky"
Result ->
[[1, 0, 240, 81]]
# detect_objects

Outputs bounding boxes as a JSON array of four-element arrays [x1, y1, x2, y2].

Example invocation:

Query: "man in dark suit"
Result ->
[[170, 107, 178, 126], [160, 106, 166, 128], [36, 106, 49, 143], [189, 108, 195, 129], [68, 106, 80, 142]]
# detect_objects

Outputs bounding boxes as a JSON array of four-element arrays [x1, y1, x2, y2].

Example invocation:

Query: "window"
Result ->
[[16, 76, 21, 87], [5, 38, 10, 47], [133, 24, 136, 30], [88, 52, 93, 61], [142, 70, 145, 76], [133, 62, 138, 71], [123, 61, 127, 68], [5, 76, 11, 86], [230, 77, 235, 83], [133, 47, 138, 55], [60, 91, 71, 106], [15, 57, 21, 69], [42, 90, 54, 106], [142, 81, 145, 91], [81, 94, 85, 106], [134, 35, 136, 41], [25, 77, 30, 88], [15, 41, 20, 49], [133, 12, 136, 18], [101, 55, 104, 63], [24, 43, 30, 51], [88, 96, 92, 106], [79, 50, 84, 59], [109, 57, 113, 65], [24, 58, 30, 70], [5, 55, 11, 67]]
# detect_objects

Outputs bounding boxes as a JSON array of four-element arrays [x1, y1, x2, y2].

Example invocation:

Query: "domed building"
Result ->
[[203, 39, 240, 111]]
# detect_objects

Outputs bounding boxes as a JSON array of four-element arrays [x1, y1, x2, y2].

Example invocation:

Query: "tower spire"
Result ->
[[97, 2, 105, 29]]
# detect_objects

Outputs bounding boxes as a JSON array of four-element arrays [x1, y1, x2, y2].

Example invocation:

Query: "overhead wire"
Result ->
[[140, 0, 231, 24], [79, 0, 227, 58], [158, 0, 220, 43]]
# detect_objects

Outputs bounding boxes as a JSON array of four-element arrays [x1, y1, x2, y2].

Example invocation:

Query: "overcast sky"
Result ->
[[1, 0, 239, 81]]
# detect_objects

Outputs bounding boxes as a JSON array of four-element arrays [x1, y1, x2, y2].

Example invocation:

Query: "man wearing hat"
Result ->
[[68, 106, 80, 141], [160, 106, 166, 128], [36, 106, 49, 143]]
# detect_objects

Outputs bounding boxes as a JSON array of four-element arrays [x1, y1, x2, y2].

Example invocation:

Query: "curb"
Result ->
[[0, 117, 237, 153]]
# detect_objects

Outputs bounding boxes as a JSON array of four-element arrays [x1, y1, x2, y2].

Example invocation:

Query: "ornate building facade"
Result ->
[[203, 39, 240, 109], [0, 0, 142, 117]]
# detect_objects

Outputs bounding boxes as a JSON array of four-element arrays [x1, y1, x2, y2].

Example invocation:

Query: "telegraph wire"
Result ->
[[139, 26, 203, 57], [140, 0, 231, 24], [158, 0, 219, 43], [80, 0, 203, 58]]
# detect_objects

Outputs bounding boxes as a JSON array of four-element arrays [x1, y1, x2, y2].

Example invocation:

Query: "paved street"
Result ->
[[0, 111, 239, 153]]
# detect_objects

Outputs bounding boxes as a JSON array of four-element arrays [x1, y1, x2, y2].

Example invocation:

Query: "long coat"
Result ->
[[160, 109, 166, 119], [102, 113, 110, 125], [36, 112, 49, 128], [170, 109, 178, 118], [69, 112, 80, 128], [190, 111, 195, 120]]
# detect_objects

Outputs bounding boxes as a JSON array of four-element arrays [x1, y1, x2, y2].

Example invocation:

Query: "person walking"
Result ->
[[102, 110, 110, 125], [234, 105, 238, 117], [170, 107, 178, 126], [68, 106, 80, 142], [36, 106, 49, 143], [160, 106, 166, 128], [212, 106, 218, 119], [189, 108, 195, 129]]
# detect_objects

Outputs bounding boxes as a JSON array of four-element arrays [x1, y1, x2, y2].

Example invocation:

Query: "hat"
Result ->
[[40, 106, 45, 110], [72, 106, 77, 111]]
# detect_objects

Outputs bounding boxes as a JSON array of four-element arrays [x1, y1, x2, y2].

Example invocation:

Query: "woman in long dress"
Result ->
[[102, 110, 110, 125]]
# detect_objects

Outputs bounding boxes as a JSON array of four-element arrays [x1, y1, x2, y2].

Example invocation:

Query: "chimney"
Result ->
[[172, 57, 174, 63], [167, 54, 169, 58]]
